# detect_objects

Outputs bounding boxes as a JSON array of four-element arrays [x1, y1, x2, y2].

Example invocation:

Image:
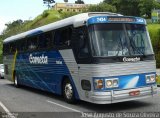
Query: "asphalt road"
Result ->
[[0, 79, 160, 118]]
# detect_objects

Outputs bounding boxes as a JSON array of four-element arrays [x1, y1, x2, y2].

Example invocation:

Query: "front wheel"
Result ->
[[63, 79, 76, 104]]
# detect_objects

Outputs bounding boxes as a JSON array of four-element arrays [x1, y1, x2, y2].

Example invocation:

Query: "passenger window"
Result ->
[[9, 42, 16, 53], [3, 44, 8, 54], [71, 26, 89, 59], [54, 28, 72, 47], [27, 36, 38, 51], [17, 39, 26, 52], [77, 28, 89, 58], [38, 32, 52, 49]]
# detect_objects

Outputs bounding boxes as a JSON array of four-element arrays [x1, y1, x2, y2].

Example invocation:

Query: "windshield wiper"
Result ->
[[129, 36, 144, 55], [116, 35, 128, 56]]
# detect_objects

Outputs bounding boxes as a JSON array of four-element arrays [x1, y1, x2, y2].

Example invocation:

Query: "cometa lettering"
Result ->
[[123, 57, 140, 62], [29, 54, 48, 64]]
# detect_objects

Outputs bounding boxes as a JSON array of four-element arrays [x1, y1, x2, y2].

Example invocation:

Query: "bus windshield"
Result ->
[[89, 23, 154, 57]]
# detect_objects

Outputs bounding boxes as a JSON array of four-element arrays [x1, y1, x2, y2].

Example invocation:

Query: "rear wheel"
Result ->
[[63, 79, 76, 104]]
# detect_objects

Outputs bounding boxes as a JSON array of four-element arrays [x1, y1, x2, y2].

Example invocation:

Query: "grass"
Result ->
[[147, 24, 160, 44], [157, 75, 160, 85], [26, 10, 61, 30], [147, 24, 160, 49], [147, 24, 160, 68]]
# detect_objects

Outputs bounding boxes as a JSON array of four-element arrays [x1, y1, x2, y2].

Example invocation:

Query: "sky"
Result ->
[[0, 0, 103, 34]]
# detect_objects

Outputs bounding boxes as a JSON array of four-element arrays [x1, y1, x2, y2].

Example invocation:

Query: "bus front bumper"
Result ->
[[90, 85, 157, 104]]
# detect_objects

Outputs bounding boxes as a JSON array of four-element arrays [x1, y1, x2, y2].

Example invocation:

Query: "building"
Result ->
[[52, 3, 90, 12], [151, 9, 160, 22]]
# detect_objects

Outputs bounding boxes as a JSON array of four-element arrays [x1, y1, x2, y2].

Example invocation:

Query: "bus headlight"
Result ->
[[106, 80, 112, 88], [113, 79, 119, 87], [105, 78, 119, 88], [94, 79, 104, 89], [150, 75, 155, 82], [146, 76, 150, 83], [146, 74, 155, 83]]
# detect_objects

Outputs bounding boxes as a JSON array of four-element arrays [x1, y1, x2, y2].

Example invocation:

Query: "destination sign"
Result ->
[[108, 17, 135, 22], [87, 16, 145, 25]]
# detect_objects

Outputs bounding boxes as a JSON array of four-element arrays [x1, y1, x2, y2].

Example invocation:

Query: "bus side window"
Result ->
[[78, 31, 89, 58], [17, 39, 25, 52], [63, 28, 72, 46], [71, 26, 90, 59], [77, 27, 89, 58], [27, 36, 38, 51], [54, 30, 61, 45], [6, 44, 10, 54], [3, 44, 7, 55], [38, 32, 52, 50], [54, 27, 72, 47], [9, 42, 16, 54]]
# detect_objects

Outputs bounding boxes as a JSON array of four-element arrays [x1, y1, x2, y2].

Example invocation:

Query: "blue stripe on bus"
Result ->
[[15, 50, 80, 100], [93, 72, 156, 91]]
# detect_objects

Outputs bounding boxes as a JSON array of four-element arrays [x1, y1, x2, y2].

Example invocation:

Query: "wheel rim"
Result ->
[[65, 83, 73, 100], [15, 76, 17, 85]]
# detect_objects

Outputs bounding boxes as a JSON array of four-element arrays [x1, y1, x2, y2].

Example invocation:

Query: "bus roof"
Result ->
[[3, 12, 122, 44]]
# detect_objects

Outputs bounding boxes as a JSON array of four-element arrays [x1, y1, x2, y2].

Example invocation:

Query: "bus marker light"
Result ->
[[97, 80, 103, 89], [94, 79, 103, 89]]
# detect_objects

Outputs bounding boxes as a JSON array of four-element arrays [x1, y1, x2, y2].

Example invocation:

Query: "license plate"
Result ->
[[129, 90, 140, 96]]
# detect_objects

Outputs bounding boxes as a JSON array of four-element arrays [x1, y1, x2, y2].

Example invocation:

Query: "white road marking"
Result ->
[[47, 100, 81, 113], [0, 101, 15, 118]]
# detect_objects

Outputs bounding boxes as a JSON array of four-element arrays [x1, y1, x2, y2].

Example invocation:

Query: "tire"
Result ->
[[14, 74, 20, 88], [63, 79, 76, 104]]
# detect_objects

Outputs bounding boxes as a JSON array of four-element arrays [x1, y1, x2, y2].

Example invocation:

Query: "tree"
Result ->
[[103, 0, 112, 4], [43, 0, 55, 9], [138, 0, 153, 18], [103, 0, 160, 18], [87, 3, 117, 12], [5, 20, 23, 29], [104, 0, 140, 16], [2, 19, 26, 39], [75, 0, 84, 4], [154, 1, 160, 9]]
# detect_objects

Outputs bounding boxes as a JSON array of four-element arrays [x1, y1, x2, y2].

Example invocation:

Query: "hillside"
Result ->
[[2, 10, 78, 38]]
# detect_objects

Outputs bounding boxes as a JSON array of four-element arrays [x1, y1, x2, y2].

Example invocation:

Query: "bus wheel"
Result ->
[[14, 74, 20, 88], [63, 79, 76, 104]]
